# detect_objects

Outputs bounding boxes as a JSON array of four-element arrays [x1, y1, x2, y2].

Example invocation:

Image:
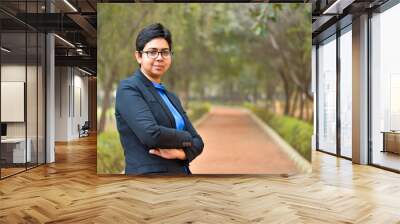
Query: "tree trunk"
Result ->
[[271, 97, 276, 113], [290, 90, 299, 117], [303, 98, 307, 121], [98, 67, 118, 134], [264, 81, 270, 109], [279, 70, 291, 116], [253, 86, 258, 104], [310, 105, 314, 123], [98, 84, 112, 134]]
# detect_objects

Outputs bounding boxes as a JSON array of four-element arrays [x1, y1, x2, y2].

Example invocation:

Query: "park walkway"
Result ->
[[190, 107, 298, 174]]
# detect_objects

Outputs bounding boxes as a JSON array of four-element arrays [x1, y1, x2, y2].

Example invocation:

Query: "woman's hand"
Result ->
[[149, 148, 187, 160]]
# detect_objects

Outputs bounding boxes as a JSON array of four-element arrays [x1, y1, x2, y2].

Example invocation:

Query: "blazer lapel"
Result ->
[[165, 91, 184, 115], [136, 69, 175, 128], [165, 91, 189, 131]]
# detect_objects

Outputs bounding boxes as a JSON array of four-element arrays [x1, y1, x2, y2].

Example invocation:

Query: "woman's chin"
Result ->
[[151, 69, 165, 77]]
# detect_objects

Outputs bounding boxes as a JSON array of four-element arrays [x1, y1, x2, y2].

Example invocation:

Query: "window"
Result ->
[[0, 2, 46, 179], [339, 27, 352, 158], [370, 3, 400, 171], [317, 35, 337, 154]]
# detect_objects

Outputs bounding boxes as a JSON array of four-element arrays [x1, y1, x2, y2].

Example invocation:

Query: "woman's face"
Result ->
[[135, 37, 172, 81]]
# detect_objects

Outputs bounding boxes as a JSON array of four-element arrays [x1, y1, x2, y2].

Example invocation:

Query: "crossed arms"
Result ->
[[116, 82, 204, 162]]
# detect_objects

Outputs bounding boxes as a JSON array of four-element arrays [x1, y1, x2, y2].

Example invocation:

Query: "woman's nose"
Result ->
[[155, 52, 164, 61]]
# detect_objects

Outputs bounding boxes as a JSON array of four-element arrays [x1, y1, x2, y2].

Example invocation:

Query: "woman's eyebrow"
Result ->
[[146, 47, 170, 51]]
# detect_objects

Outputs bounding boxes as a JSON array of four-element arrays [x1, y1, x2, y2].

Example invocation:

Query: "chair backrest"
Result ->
[[82, 121, 90, 129]]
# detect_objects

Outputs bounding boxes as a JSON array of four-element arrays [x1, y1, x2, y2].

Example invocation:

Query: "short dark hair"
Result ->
[[135, 23, 172, 53]]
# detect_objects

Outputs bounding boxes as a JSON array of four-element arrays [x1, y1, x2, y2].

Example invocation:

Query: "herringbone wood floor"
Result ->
[[1, 135, 400, 223]]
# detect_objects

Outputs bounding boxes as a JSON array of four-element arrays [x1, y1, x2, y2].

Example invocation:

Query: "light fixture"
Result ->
[[54, 34, 75, 48], [76, 48, 86, 56], [63, 0, 78, 12], [78, 67, 92, 76], [1, 47, 11, 53], [322, 0, 354, 15]]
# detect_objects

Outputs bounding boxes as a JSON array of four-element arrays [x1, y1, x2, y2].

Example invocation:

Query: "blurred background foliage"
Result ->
[[97, 3, 312, 173]]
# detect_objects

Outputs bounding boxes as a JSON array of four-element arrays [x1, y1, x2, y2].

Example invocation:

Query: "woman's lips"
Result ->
[[153, 65, 164, 69]]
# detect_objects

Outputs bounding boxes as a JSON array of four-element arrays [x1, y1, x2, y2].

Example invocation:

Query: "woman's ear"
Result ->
[[134, 51, 142, 64]]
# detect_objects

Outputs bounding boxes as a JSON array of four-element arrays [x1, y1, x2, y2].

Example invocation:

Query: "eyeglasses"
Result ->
[[140, 49, 173, 59]]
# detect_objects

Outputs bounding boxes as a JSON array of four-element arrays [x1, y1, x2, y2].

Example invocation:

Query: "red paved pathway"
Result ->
[[190, 107, 298, 174]]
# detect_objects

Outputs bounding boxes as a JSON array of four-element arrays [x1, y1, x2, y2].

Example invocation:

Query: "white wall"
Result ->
[[1, 65, 26, 81], [1, 65, 31, 138], [1, 82, 25, 122], [1, 63, 46, 164], [74, 70, 89, 139], [1, 65, 26, 143], [55, 66, 69, 141], [54, 67, 89, 141]]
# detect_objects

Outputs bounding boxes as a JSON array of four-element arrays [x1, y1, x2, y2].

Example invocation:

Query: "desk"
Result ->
[[1, 138, 31, 163], [381, 131, 400, 154]]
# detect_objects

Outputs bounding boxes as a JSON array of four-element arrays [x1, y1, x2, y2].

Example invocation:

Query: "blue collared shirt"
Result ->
[[151, 81, 190, 174], [151, 82, 186, 131]]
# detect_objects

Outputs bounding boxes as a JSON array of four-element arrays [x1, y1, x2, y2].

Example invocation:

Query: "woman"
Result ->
[[115, 23, 204, 175]]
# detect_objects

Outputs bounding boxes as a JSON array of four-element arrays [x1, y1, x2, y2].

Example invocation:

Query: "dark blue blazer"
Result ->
[[115, 69, 204, 174]]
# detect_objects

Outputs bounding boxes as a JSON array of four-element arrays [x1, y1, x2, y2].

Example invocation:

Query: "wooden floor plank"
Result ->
[[0, 135, 399, 223]]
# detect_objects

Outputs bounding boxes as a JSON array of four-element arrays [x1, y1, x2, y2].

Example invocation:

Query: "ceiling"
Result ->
[[1, 0, 395, 73], [0, 0, 97, 75], [309, 0, 390, 43]]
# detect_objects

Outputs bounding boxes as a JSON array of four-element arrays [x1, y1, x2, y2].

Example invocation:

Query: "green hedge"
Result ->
[[97, 130, 125, 173], [97, 102, 211, 174], [187, 102, 211, 122], [244, 103, 312, 161]]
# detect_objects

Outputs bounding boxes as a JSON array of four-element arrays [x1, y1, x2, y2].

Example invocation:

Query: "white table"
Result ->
[[1, 138, 31, 163]]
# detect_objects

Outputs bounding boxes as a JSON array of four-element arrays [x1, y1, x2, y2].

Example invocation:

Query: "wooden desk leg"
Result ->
[[382, 133, 386, 153]]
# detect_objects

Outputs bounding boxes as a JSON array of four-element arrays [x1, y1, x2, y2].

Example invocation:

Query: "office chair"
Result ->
[[78, 121, 90, 138]]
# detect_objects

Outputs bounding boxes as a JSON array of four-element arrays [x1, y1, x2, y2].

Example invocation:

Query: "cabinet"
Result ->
[[382, 132, 400, 154]]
